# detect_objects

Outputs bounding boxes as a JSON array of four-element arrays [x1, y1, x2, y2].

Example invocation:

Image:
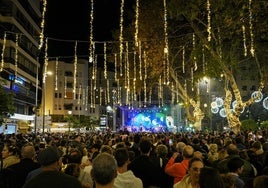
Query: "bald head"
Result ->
[[227, 144, 239, 155], [21, 145, 35, 159], [182, 145, 194, 159]]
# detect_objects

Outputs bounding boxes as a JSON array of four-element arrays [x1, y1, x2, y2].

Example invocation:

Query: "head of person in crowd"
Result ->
[[182, 145, 194, 159], [37, 146, 63, 171], [187, 157, 204, 187], [253, 175, 268, 188], [20, 143, 36, 160], [100, 145, 114, 155], [91, 153, 117, 188], [114, 147, 129, 168], [1, 141, 20, 168], [221, 173, 235, 188], [64, 163, 81, 178], [139, 138, 152, 155], [251, 141, 264, 155], [64, 148, 83, 165], [1, 141, 18, 159], [155, 144, 168, 159], [226, 144, 240, 155], [199, 167, 225, 188], [207, 143, 219, 163], [227, 156, 244, 174], [176, 142, 186, 153], [193, 151, 203, 160]]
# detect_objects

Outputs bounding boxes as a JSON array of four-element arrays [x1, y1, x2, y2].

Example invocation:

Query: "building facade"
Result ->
[[0, 0, 41, 133]]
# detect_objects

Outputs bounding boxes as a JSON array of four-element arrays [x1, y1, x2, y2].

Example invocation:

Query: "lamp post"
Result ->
[[42, 70, 52, 133], [68, 110, 72, 132], [34, 65, 39, 135]]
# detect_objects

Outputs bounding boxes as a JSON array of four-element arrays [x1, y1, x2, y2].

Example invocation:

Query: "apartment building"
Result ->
[[0, 0, 41, 133]]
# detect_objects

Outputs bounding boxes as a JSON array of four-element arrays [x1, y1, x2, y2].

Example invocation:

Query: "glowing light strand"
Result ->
[[0, 32, 6, 72], [242, 25, 247, 56], [163, 0, 169, 84], [134, 0, 139, 48], [119, 0, 125, 76], [114, 53, 117, 81], [193, 34, 197, 71], [143, 51, 147, 107], [207, 0, 211, 41], [73, 41, 78, 100], [107, 79, 110, 103], [39, 0, 47, 49], [104, 42, 107, 79], [133, 52, 137, 101], [89, 0, 94, 63], [126, 42, 130, 105], [248, 0, 255, 56], [64, 77, 67, 98], [139, 41, 142, 80], [43, 38, 48, 84], [55, 58, 58, 91], [15, 34, 18, 77]]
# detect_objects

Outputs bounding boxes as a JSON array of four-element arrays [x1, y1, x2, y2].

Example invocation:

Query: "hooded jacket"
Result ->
[[114, 170, 143, 188]]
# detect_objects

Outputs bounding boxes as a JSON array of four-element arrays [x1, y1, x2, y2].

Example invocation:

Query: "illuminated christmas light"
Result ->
[[55, 58, 58, 91], [134, 0, 139, 48], [39, 0, 47, 49], [104, 42, 107, 79], [89, 0, 94, 63], [163, 0, 169, 84], [248, 0, 255, 56], [0, 32, 6, 72], [15, 34, 18, 77], [119, 0, 125, 77], [192, 34, 197, 71], [242, 25, 247, 56], [207, 0, 211, 41], [73, 41, 78, 99], [43, 38, 48, 84]]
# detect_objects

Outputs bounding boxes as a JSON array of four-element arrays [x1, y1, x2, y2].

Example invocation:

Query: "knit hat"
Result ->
[[38, 146, 63, 166]]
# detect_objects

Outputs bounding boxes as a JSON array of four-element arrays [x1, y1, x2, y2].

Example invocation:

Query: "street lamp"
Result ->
[[68, 110, 72, 132], [42, 70, 52, 133]]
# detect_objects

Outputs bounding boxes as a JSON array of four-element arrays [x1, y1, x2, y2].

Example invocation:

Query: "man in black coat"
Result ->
[[128, 138, 161, 188], [5, 144, 40, 188]]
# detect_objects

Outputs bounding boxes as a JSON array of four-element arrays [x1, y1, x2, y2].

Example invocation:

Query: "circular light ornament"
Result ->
[[263, 97, 268, 110], [216, 97, 224, 107], [232, 100, 237, 109], [219, 108, 227, 117], [231, 100, 245, 113], [106, 105, 113, 112], [251, 91, 263, 103], [211, 101, 218, 109], [211, 107, 219, 114]]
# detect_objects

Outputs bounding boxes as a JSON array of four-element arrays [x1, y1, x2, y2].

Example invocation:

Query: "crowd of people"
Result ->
[[1, 129, 268, 188]]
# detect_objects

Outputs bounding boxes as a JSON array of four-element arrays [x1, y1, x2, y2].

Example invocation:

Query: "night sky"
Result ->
[[45, 0, 121, 60]]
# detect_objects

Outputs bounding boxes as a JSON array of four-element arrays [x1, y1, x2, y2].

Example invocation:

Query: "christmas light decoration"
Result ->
[[55, 58, 58, 91], [163, 0, 169, 84], [134, 0, 139, 48], [89, 0, 94, 63], [43, 38, 48, 84], [242, 25, 247, 56], [207, 0, 211, 41], [73, 41, 78, 100], [39, 0, 47, 49], [15, 34, 18, 77], [248, 0, 255, 56], [0, 32, 6, 72], [104, 42, 107, 79], [119, 0, 125, 76]]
